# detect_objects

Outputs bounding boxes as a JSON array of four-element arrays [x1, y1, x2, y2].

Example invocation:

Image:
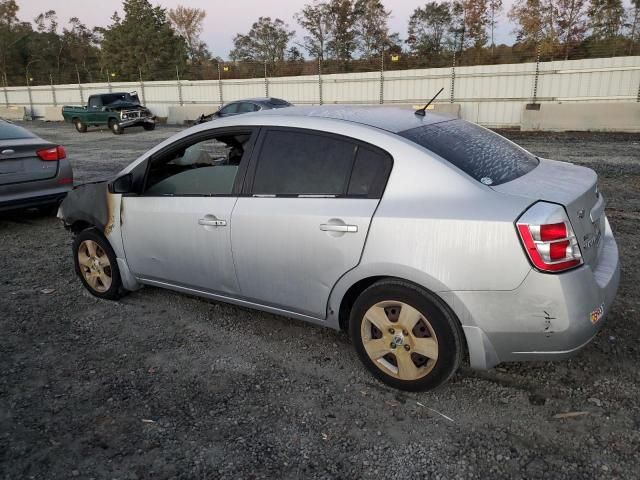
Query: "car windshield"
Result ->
[[398, 119, 539, 186], [0, 121, 34, 140]]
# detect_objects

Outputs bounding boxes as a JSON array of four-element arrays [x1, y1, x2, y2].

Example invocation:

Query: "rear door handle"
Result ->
[[1, 149, 15, 155], [320, 224, 358, 233], [198, 218, 227, 227]]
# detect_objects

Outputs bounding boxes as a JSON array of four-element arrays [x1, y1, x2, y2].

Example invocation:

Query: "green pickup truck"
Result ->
[[62, 92, 155, 134]]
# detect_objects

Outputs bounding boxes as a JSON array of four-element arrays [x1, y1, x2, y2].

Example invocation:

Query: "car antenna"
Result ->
[[414, 87, 444, 117]]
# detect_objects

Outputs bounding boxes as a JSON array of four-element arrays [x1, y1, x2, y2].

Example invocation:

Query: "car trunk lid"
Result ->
[[492, 158, 604, 268], [0, 139, 58, 186]]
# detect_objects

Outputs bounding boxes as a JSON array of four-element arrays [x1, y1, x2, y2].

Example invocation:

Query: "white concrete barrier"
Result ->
[[44, 106, 64, 122], [522, 102, 640, 132], [167, 105, 218, 125], [0, 106, 26, 120]]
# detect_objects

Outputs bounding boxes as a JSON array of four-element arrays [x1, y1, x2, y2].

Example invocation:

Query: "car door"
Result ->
[[230, 128, 393, 318], [121, 128, 256, 295], [87, 96, 108, 125]]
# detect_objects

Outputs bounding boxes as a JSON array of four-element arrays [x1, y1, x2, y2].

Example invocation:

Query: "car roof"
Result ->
[[226, 97, 288, 105], [251, 105, 453, 133]]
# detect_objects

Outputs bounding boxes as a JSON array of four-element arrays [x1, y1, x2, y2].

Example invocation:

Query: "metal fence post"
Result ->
[[532, 42, 541, 104], [379, 48, 384, 104], [26, 73, 34, 120], [176, 66, 183, 106], [636, 77, 640, 102], [318, 57, 323, 105], [450, 51, 456, 104], [49, 74, 57, 107], [217, 63, 223, 106], [138, 68, 146, 104], [264, 60, 269, 97], [2, 73, 8, 107], [107, 72, 112, 92], [75, 65, 84, 105]]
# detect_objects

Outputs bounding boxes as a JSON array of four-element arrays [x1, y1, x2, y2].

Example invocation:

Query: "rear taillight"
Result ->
[[516, 203, 582, 273], [36, 146, 66, 161]]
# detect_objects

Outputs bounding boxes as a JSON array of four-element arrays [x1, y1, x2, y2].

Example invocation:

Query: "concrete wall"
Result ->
[[44, 106, 64, 121], [2, 56, 638, 128], [167, 104, 218, 124], [522, 102, 640, 132], [0, 106, 26, 120]]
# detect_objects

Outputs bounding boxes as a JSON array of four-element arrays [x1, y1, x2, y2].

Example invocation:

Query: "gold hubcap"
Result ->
[[361, 301, 438, 381], [78, 240, 112, 293]]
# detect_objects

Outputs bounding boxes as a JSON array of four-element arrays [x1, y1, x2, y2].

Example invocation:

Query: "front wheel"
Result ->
[[72, 228, 126, 300], [349, 279, 464, 391], [143, 123, 156, 131], [109, 119, 123, 135]]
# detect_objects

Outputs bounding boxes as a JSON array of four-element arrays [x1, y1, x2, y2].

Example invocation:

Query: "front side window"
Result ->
[[144, 132, 251, 196], [252, 130, 356, 196], [399, 119, 539, 186], [88, 97, 102, 109]]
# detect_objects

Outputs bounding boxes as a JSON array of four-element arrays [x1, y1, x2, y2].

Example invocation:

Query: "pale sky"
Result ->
[[16, 0, 517, 58]]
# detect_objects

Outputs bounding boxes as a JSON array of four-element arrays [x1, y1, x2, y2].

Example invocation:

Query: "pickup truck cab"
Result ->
[[62, 92, 155, 135]]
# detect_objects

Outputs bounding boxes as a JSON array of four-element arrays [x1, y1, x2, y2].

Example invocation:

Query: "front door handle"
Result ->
[[320, 224, 358, 233], [198, 218, 227, 227]]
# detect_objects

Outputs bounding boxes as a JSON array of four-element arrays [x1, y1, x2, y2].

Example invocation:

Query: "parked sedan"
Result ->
[[0, 119, 72, 213], [197, 97, 291, 123], [58, 106, 619, 391]]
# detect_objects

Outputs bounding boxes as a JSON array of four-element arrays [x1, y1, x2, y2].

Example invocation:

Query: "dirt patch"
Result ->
[[1, 122, 640, 479]]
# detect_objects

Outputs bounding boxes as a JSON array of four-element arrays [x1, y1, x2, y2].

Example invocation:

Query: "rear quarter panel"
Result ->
[[326, 136, 534, 327]]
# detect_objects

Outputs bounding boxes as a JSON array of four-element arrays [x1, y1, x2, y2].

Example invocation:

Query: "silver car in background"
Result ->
[[59, 106, 620, 391], [0, 119, 73, 213]]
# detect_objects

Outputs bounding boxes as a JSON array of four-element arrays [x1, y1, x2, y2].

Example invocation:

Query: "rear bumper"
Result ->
[[0, 189, 69, 212], [453, 218, 620, 369]]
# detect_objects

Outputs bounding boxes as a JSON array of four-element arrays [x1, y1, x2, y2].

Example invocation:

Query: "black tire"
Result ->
[[72, 228, 126, 300], [349, 279, 464, 391], [109, 118, 123, 135], [143, 123, 156, 131], [74, 118, 87, 133]]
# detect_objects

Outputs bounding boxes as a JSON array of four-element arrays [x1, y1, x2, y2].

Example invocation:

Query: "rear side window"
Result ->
[[399, 120, 538, 185], [0, 121, 34, 140], [219, 103, 239, 115], [348, 147, 392, 198], [238, 103, 259, 113], [252, 130, 356, 196]]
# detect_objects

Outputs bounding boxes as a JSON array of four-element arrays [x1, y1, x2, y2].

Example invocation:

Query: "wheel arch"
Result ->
[[328, 269, 474, 364]]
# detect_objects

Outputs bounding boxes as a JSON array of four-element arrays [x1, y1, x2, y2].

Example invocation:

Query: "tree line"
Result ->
[[0, 0, 638, 86]]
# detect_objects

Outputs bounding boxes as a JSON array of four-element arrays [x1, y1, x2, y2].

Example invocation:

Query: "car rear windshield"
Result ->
[[398, 119, 539, 186], [0, 121, 34, 140]]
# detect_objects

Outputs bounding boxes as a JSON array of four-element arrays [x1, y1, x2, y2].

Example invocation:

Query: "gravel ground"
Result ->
[[1, 122, 639, 480]]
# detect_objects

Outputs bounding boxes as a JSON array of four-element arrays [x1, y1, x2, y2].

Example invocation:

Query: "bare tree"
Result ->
[[167, 5, 209, 60], [295, 1, 332, 59]]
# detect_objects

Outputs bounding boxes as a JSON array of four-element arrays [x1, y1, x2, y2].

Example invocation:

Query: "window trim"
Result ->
[[243, 126, 393, 199], [134, 126, 259, 198]]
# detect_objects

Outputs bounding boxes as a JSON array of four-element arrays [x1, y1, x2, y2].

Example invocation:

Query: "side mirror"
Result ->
[[101, 106, 109, 111], [108, 173, 133, 194]]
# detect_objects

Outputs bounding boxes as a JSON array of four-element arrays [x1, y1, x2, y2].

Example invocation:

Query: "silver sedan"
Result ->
[[59, 106, 620, 391]]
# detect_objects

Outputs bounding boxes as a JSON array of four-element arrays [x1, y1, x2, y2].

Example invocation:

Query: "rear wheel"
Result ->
[[109, 118, 123, 135], [74, 119, 87, 133], [349, 279, 463, 391], [143, 123, 155, 131], [73, 228, 125, 300]]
